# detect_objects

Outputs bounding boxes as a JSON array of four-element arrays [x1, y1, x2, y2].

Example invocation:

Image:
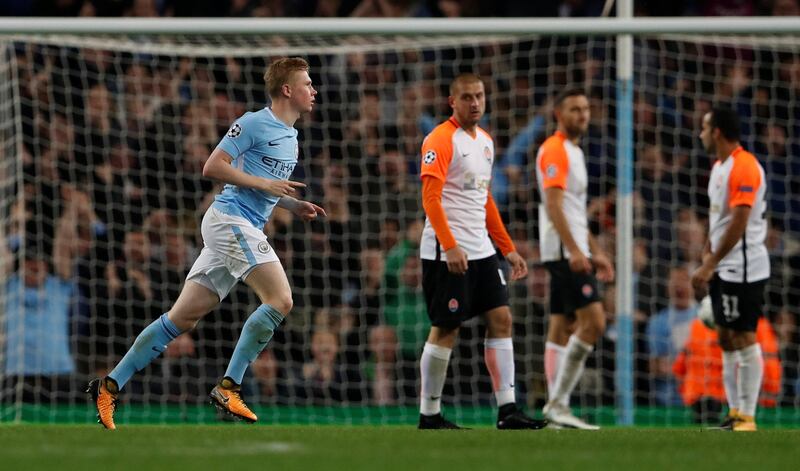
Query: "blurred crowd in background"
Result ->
[[2, 0, 800, 19]]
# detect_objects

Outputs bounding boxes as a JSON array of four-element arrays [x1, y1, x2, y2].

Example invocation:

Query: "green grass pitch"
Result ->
[[1, 425, 798, 471]]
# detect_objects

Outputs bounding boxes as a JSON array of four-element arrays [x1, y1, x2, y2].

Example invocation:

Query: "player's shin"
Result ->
[[223, 304, 285, 385], [107, 313, 183, 391], [485, 338, 515, 407], [550, 335, 592, 406], [544, 341, 566, 406], [419, 342, 451, 416], [722, 350, 741, 414], [737, 343, 764, 418]]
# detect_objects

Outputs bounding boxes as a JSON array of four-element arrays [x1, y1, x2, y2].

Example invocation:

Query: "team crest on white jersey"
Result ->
[[227, 123, 242, 138], [423, 150, 436, 164], [484, 145, 493, 163]]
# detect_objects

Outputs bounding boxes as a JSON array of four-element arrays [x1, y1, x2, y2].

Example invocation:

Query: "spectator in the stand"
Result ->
[[77, 82, 120, 171], [636, 143, 673, 260], [1, 204, 80, 402], [125, 0, 160, 17], [772, 0, 800, 15], [95, 229, 163, 374], [673, 317, 782, 424], [90, 142, 145, 249], [375, 146, 421, 221], [675, 209, 706, 270], [367, 325, 399, 405], [773, 308, 799, 402], [250, 349, 283, 402], [318, 162, 361, 304], [647, 266, 698, 406], [700, 0, 755, 16], [350, 0, 432, 17], [379, 218, 401, 253], [756, 123, 800, 233], [383, 252, 429, 363], [292, 330, 362, 404], [355, 247, 385, 325], [493, 98, 548, 210]]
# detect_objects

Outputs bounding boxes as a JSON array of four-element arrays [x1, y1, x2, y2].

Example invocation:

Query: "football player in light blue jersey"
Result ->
[[89, 58, 324, 429]]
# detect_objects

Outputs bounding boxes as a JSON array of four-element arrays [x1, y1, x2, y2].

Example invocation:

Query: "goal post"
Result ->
[[0, 17, 798, 426]]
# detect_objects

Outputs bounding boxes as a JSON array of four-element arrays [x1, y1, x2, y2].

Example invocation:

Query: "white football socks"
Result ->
[[485, 337, 516, 407], [722, 350, 740, 413], [420, 342, 452, 416], [737, 343, 764, 417], [545, 341, 567, 407], [550, 335, 592, 407]]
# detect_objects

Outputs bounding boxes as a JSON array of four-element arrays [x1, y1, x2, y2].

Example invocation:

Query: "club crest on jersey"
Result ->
[[582, 284, 593, 297], [423, 150, 436, 165], [484, 145, 493, 163], [546, 163, 558, 178], [227, 123, 242, 138], [448, 298, 459, 312], [257, 241, 270, 254]]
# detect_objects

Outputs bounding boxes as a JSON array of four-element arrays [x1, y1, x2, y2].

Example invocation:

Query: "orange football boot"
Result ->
[[732, 415, 757, 432], [87, 378, 118, 430], [209, 380, 257, 423]]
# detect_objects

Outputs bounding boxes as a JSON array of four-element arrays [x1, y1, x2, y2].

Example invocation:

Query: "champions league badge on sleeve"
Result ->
[[227, 123, 242, 138]]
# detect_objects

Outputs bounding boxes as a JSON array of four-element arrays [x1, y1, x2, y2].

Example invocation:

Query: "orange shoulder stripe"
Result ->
[[420, 120, 457, 182], [538, 133, 569, 190], [727, 148, 761, 208]]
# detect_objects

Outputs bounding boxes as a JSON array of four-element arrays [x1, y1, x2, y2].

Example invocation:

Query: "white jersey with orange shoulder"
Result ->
[[535, 130, 591, 262], [419, 117, 497, 261], [708, 146, 769, 283]]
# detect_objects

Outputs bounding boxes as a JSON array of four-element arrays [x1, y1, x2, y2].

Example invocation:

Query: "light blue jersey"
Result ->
[[212, 108, 299, 228]]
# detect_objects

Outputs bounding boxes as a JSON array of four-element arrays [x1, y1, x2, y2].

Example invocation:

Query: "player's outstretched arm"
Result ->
[[203, 148, 305, 198], [277, 196, 327, 221]]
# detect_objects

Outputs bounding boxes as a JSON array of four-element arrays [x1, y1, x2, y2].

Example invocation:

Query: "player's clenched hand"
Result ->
[[445, 246, 468, 275], [569, 251, 592, 274], [261, 179, 306, 198], [505, 251, 528, 281], [293, 200, 327, 221], [592, 252, 615, 283], [691, 261, 715, 295]]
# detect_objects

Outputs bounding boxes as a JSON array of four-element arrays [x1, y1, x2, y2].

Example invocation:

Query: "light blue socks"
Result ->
[[108, 313, 182, 390], [224, 304, 285, 384]]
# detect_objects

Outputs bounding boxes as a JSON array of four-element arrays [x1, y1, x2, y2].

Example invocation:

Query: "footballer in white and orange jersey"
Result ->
[[535, 89, 614, 430], [416, 73, 546, 431], [692, 107, 769, 432]]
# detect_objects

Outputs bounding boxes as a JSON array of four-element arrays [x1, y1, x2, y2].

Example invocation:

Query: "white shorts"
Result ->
[[186, 206, 279, 300]]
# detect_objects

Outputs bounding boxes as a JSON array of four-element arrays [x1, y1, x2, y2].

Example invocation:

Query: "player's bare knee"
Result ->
[[547, 316, 572, 344], [168, 309, 203, 332], [263, 292, 293, 316], [427, 326, 459, 347], [487, 310, 513, 337], [577, 317, 605, 344]]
